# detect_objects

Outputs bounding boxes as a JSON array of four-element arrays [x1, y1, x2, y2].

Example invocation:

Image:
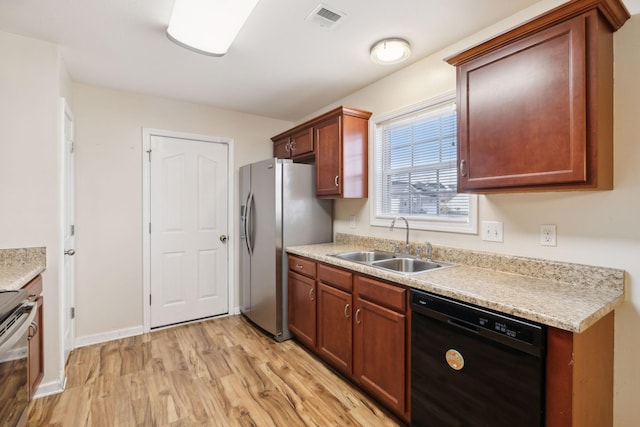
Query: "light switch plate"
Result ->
[[482, 221, 503, 242], [349, 215, 357, 229]]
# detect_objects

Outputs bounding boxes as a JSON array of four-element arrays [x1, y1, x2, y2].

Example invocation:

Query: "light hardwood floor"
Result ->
[[27, 315, 403, 427]]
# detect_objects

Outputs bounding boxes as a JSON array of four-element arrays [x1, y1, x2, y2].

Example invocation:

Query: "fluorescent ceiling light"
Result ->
[[370, 38, 411, 65], [167, 0, 260, 57]]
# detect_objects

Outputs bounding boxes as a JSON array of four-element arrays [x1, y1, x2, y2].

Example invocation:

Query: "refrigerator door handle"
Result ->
[[245, 191, 255, 256]]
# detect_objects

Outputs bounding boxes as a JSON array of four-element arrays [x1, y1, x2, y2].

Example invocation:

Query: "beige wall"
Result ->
[[315, 6, 640, 427], [0, 30, 72, 389], [71, 83, 292, 338]]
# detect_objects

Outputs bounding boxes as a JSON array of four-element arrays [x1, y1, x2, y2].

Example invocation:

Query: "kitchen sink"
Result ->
[[371, 257, 453, 274], [331, 250, 454, 275], [332, 250, 395, 263]]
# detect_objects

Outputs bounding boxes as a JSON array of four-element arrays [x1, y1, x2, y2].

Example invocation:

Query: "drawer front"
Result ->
[[355, 275, 406, 313], [318, 263, 353, 293], [289, 255, 316, 278]]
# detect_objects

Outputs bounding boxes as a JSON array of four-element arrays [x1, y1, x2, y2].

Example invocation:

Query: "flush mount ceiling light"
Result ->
[[370, 38, 411, 65], [167, 0, 260, 57]]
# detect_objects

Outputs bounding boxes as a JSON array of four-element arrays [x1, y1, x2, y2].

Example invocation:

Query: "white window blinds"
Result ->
[[374, 98, 471, 223]]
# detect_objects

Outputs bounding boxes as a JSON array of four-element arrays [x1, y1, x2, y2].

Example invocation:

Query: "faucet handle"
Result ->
[[393, 243, 400, 254], [425, 242, 433, 261], [416, 246, 423, 259]]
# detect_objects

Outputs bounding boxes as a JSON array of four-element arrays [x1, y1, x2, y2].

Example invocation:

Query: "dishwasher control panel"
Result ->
[[410, 290, 546, 355]]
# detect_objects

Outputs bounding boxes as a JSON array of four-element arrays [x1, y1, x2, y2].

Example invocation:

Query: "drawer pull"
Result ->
[[296, 264, 304, 270], [355, 308, 361, 324], [309, 288, 315, 301], [344, 303, 350, 318]]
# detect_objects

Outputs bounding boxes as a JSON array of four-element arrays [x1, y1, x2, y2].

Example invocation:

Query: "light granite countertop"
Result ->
[[0, 247, 46, 291], [287, 235, 625, 333]]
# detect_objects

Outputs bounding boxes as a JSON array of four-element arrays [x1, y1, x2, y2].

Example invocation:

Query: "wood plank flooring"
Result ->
[[27, 315, 403, 427]]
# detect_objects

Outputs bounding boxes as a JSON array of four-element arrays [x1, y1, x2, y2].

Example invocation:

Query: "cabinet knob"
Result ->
[[28, 322, 38, 339], [285, 142, 291, 153], [334, 175, 340, 187], [459, 159, 467, 177], [290, 140, 296, 152], [344, 303, 350, 318], [355, 308, 361, 324], [309, 288, 315, 301]]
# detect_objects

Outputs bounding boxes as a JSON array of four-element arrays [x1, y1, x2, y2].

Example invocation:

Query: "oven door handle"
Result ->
[[0, 302, 37, 355]]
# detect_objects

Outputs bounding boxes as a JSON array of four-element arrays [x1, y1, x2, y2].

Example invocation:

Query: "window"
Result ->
[[371, 92, 477, 233]]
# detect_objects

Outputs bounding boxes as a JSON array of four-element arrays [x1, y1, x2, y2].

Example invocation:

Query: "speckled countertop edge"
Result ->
[[0, 247, 46, 291], [287, 237, 625, 333]]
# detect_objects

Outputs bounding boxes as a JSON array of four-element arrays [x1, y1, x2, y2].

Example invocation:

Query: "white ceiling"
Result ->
[[0, 0, 637, 122]]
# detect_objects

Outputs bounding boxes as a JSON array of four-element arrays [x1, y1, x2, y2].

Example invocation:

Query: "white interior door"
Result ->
[[150, 135, 229, 328], [61, 98, 75, 362]]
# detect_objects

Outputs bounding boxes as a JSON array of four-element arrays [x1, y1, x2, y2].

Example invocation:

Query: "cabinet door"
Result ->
[[290, 128, 314, 158], [317, 282, 352, 376], [273, 136, 291, 159], [28, 295, 44, 399], [288, 271, 316, 349], [315, 115, 342, 197], [353, 297, 406, 415], [24, 275, 44, 399], [457, 15, 588, 190]]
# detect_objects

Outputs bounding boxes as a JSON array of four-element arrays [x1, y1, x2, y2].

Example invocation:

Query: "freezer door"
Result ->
[[239, 164, 252, 316], [247, 158, 280, 336]]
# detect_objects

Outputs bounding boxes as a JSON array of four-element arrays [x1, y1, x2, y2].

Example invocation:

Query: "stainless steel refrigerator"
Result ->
[[239, 158, 332, 341]]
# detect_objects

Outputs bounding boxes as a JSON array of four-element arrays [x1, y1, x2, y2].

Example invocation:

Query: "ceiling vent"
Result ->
[[305, 4, 346, 29]]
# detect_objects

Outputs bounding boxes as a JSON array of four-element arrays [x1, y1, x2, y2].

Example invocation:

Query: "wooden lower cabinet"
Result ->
[[353, 297, 406, 416], [288, 258, 410, 423], [23, 275, 44, 400], [288, 270, 316, 349], [546, 312, 614, 427], [317, 283, 352, 376]]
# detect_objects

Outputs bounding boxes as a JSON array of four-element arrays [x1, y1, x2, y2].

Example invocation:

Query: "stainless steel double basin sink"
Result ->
[[331, 250, 454, 275]]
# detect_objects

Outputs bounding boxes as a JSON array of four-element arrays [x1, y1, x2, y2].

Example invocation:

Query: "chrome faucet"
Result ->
[[425, 242, 433, 261], [389, 216, 410, 254]]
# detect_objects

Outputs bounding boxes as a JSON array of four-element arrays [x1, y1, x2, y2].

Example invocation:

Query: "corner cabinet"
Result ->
[[23, 275, 44, 400], [287, 257, 410, 423], [446, 0, 630, 192], [272, 106, 372, 199]]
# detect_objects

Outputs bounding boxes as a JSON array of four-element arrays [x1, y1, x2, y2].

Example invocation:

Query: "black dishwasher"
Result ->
[[410, 289, 546, 427]]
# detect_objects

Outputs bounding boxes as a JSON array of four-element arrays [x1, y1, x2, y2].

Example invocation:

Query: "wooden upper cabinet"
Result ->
[[271, 106, 372, 198], [315, 115, 343, 197], [446, 0, 629, 192], [290, 128, 314, 158], [273, 136, 291, 159]]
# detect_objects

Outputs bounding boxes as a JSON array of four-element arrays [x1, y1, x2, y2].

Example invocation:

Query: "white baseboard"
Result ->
[[33, 375, 66, 399], [74, 325, 144, 348]]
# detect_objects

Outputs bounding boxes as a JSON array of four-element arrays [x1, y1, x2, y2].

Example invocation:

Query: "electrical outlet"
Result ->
[[540, 224, 557, 246], [482, 221, 504, 242], [349, 215, 357, 229]]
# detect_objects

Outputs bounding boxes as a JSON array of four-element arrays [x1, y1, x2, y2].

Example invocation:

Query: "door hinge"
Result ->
[[70, 224, 75, 236], [70, 307, 75, 319], [147, 149, 152, 162]]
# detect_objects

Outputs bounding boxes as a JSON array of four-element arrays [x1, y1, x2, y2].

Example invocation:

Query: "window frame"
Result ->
[[369, 92, 478, 234]]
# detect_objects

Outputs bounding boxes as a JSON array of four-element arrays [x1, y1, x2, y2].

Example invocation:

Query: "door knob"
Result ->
[[64, 249, 76, 256], [219, 235, 228, 243]]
